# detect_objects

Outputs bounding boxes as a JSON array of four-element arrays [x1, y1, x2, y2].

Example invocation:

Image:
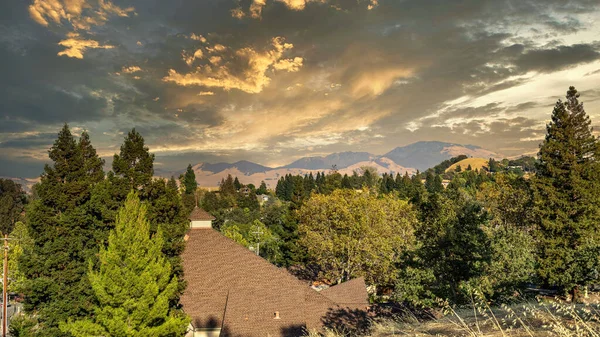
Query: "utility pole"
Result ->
[[251, 227, 264, 256], [3, 233, 7, 337]]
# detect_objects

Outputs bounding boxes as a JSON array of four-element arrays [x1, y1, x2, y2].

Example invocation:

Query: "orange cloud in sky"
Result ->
[[28, 0, 134, 30], [57, 32, 114, 59], [163, 37, 304, 93]]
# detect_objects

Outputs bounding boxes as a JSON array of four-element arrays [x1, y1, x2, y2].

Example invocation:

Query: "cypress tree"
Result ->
[[22, 125, 105, 336], [182, 164, 197, 195], [60, 192, 189, 336], [533, 86, 600, 300]]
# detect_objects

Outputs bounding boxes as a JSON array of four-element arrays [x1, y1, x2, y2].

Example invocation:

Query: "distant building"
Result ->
[[237, 186, 251, 197], [257, 194, 270, 204], [182, 207, 369, 337]]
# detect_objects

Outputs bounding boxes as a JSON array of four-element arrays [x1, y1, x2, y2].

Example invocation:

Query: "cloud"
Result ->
[[122, 65, 142, 73], [182, 49, 204, 66], [28, 0, 134, 30], [57, 32, 114, 59], [163, 37, 304, 93], [515, 44, 600, 73]]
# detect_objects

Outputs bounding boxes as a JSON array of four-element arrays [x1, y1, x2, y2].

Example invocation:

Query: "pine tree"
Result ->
[[257, 181, 268, 195], [233, 177, 242, 191], [21, 125, 105, 336], [533, 86, 600, 300], [182, 164, 197, 195], [112, 129, 155, 190], [60, 192, 189, 336]]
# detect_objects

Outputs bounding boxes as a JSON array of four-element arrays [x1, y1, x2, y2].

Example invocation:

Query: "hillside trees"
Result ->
[[532, 86, 600, 300], [298, 189, 417, 288], [21, 126, 105, 336], [60, 192, 189, 336]]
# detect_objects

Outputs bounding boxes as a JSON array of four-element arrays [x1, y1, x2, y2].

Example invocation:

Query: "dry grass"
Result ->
[[446, 158, 489, 173], [307, 298, 600, 337]]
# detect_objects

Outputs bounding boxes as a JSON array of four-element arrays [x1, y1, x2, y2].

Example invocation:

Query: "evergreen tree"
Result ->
[[60, 192, 189, 336], [112, 129, 155, 190], [0, 179, 27, 234], [341, 174, 352, 189], [182, 164, 197, 195], [532, 86, 600, 299], [233, 177, 242, 191], [220, 175, 236, 196], [21, 125, 105, 336], [256, 181, 268, 195]]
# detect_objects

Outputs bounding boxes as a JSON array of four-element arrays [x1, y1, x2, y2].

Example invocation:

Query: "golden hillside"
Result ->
[[445, 157, 488, 172]]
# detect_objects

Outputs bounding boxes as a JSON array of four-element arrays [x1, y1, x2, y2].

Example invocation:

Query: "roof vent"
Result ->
[[273, 311, 280, 320]]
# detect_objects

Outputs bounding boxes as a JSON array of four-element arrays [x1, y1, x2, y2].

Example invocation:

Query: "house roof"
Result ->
[[188, 206, 216, 221], [181, 228, 368, 336], [320, 277, 369, 307]]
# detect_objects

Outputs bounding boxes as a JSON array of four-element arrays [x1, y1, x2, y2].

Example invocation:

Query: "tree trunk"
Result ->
[[569, 285, 580, 303]]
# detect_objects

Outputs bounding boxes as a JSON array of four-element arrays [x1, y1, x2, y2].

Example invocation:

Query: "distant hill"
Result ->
[[282, 152, 375, 170], [446, 158, 489, 172], [384, 141, 500, 171], [194, 160, 271, 175]]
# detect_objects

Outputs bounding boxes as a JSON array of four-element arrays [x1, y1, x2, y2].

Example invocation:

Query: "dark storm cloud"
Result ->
[[0, 133, 57, 149], [515, 44, 600, 73]]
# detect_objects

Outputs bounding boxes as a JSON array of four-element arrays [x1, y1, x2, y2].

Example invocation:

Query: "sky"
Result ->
[[1, 0, 600, 177]]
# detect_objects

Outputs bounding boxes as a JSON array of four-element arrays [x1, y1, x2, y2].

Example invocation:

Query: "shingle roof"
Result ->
[[181, 228, 368, 337], [188, 207, 215, 221], [320, 277, 369, 308]]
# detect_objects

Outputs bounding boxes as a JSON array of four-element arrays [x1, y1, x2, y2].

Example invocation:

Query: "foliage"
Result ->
[[222, 219, 281, 262], [8, 221, 33, 293], [20, 125, 106, 336], [60, 192, 189, 337], [112, 129, 155, 190], [532, 86, 600, 299], [181, 164, 198, 195], [398, 191, 491, 305], [298, 189, 417, 288], [0, 178, 27, 234]]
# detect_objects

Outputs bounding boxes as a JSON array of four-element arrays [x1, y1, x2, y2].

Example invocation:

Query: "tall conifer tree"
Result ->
[[60, 192, 189, 336], [22, 125, 105, 336], [533, 86, 600, 299], [112, 129, 155, 190]]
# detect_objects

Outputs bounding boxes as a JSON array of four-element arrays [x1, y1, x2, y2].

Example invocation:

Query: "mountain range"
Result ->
[[4, 141, 502, 190], [158, 141, 502, 188]]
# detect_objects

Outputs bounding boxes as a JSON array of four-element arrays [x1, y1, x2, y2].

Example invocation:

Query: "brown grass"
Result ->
[[446, 158, 489, 173], [307, 297, 600, 337]]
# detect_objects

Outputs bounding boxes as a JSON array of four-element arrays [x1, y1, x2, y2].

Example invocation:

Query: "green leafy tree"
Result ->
[[398, 192, 491, 305], [112, 129, 155, 190], [298, 189, 417, 288], [0, 179, 27, 234], [532, 86, 600, 300], [474, 173, 536, 301], [8, 221, 33, 293], [60, 192, 189, 336]]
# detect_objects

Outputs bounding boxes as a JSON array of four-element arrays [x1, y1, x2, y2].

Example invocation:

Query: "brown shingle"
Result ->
[[181, 228, 368, 337], [320, 277, 369, 308], [188, 206, 216, 221]]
